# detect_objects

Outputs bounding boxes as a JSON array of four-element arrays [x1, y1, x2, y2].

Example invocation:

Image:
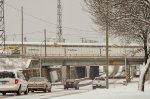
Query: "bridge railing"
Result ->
[[0, 53, 144, 59]]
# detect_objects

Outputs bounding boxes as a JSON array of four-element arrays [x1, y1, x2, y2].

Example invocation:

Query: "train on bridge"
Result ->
[[2, 42, 144, 57]]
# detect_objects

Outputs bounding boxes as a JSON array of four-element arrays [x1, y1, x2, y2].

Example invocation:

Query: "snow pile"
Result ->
[[50, 79, 150, 99], [0, 58, 31, 70]]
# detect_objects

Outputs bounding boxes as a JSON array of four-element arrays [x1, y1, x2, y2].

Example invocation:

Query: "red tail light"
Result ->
[[15, 79, 19, 84]]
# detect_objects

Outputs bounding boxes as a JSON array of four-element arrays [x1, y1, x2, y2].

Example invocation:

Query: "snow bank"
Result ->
[[0, 58, 31, 70], [50, 79, 150, 99]]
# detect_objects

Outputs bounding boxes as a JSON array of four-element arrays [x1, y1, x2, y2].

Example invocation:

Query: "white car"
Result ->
[[92, 77, 106, 89], [0, 70, 28, 95], [28, 77, 52, 93]]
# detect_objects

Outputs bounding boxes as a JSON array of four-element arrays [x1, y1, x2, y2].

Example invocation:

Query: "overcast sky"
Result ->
[[5, 0, 108, 43]]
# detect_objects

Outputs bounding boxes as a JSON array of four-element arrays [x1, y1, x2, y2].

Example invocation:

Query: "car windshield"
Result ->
[[66, 79, 75, 82], [29, 77, 45, 82], [0, 72, 15, 78]]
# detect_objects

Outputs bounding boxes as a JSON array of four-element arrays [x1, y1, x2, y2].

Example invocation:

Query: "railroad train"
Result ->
[[2, 42, 144, 57]]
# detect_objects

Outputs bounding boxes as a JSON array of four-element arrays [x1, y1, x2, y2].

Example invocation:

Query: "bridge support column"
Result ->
[[61, 66, 67, 83], [66, 65, 70, 79], [70, 66, 77, 79], [86, 66, 90, 78]]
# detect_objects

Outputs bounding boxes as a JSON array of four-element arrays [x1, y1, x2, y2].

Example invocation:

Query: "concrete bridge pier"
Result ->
[[86, 66, 90, 78], [61, 66, 67, 83]]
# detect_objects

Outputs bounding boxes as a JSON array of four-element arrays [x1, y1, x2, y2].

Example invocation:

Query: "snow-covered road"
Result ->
[[0, 84, 92, 99], [1, 78, 149, 99]]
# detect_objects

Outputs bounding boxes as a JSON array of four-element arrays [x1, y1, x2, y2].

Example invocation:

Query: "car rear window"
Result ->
[[29, 77, 45, 82], [95, 77, 105, 80], [0, 72, 15, 78], [66, 79, 75, 82]]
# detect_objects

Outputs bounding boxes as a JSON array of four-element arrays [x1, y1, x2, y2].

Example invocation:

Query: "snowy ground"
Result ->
[[51, 78, 150, 99], [0, 78, 150, 99]]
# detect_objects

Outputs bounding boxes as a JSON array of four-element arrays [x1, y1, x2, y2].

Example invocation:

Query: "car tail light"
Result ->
[[15, 79, 19, 84]]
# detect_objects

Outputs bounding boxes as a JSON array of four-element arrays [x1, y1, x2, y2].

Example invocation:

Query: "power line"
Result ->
[[5, 2, 99, 33]]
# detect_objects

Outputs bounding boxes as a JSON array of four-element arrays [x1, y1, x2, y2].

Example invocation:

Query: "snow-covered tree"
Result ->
[[84, 0, 150, 91]]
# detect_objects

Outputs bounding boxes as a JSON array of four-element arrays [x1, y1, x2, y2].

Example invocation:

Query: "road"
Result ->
[[0, 79, 126, 99], [0, 85, 92, 99]]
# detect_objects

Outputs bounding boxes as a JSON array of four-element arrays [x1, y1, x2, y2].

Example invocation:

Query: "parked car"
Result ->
[[92, 77, 106, 89], [28, 77, 51, 93], [64, 79, 79, 90], [0, 70, 28, 95]]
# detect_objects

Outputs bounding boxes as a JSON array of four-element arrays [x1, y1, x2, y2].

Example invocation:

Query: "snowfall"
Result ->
[[50, 78, 150, 99]]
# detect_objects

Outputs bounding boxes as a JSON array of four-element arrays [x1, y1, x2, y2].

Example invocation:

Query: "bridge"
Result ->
[[3, 42, 144, 65], [2, 42, 144, 81]]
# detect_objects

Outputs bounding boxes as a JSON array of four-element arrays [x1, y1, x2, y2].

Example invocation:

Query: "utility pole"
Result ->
[[40, 57, 42, 77], [44, 29, 47, 57], [21, 6, 24, 55], [0, 0, 5, 51], [56, 0, 63, 42], [105, 0, 109, 89]]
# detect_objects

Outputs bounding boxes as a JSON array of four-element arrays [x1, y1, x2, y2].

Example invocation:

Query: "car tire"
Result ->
[[93, 86, 96, 90], [2, 92, 6, 95], [75, 85, 79, 90], [75, 87, 78, 90], [44, 88, 47, 93], [48, 87, 51, 92], [64, 86, 67, 90], [31, 90, 34, 93], [24, 88, 28, 95], [64, 85, 66, 89], [17, 86, 22, 95]]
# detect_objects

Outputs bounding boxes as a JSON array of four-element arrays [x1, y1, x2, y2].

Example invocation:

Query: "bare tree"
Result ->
[[84, 0, 150, 91]]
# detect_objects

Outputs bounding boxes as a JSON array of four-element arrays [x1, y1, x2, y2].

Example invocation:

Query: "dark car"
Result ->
[[64, 79, 79, 90], [28, 77, 51, 93]]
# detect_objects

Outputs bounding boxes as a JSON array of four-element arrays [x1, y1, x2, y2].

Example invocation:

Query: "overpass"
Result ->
[[36, 56, 143, 66], [1, 42, 144, 81], [3, 42, 144, 66]]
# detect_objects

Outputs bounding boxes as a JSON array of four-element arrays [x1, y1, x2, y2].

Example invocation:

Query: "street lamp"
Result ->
[[39, 56, 42, 77]]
